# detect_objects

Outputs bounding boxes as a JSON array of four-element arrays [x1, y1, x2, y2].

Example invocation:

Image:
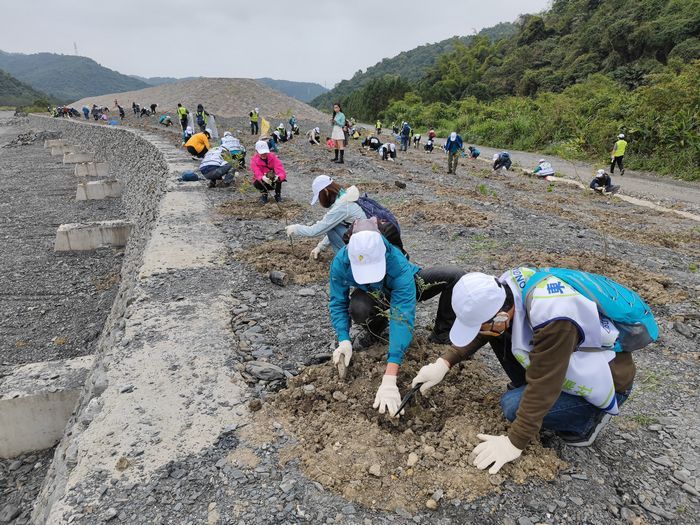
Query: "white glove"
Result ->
[[411, 358, 450, 394], [373, 375, 404, 417], [285, 224, 301, 237], [471, 434, 522, 474], [262, 175, 272, 185], [310, 246, 322, 260], [333, 340, 352, 378]]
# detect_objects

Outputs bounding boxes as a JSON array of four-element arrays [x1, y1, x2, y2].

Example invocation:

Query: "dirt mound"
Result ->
[[217, 197, 304, 221], [261, 337, 565, 512], [393, 199, 490, 226], [69, 78, 327, 120], [234, 239, 331, 284], [493, 248, 685, 306]]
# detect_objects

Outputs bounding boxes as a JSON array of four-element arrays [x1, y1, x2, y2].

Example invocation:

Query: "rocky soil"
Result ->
[[6, 111, 697, 524]]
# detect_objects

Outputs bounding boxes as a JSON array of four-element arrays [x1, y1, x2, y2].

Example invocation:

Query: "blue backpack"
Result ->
[[356, 194, 401, 234], [522, 268, 659, 352], [180, 171, 199, 182]]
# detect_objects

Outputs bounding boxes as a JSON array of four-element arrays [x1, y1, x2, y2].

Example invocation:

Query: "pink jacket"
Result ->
[[250, 153, 287, 182]]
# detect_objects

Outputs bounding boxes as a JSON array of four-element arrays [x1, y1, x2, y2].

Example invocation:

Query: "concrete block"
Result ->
[[74, 162, 109, 177], [54, 220, 132, 251], [44, 139, 66, 148], [51, 145, 76, 156], [76, 180, 123, 200], [0, 357, 93, 458], [63, 152, 94, 164]]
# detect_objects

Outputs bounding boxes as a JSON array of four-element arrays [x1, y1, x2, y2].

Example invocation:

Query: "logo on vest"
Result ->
[[546, 281, 565, 294]]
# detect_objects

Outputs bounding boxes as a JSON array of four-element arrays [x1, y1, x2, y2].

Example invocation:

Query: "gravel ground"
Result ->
[[13, 114, 697, 525], [56, 115, 698, 525], [0, 114, 124, 370]]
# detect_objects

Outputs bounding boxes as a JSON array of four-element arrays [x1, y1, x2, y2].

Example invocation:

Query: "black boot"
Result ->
[[274, 193, 282, 203], [260, 193, 269, 204], [332, 149, 339, 162], [338, 150, 344, 164]]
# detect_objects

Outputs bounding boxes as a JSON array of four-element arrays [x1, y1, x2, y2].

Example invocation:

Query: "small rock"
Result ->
[[302, 384, 316, 394], [570, 496, 584, 506], [279, 478, 296, 493], [432, 489, 443, 502], [269, 271, 288, 287], [620, 507, 637, 524], [248, 399, 262, 412], [332, 391, 347, 402], [0, 504, 20, 523], [170, 468, 186, 479], [341, 505, 356, 515], [297, 287, 315, 297], [104, 508, 118, 521], [672, 469, 690, 483], [8, 460, 22, 472], [651, 455, 673, 468], [245, 361, 286, 381], [406, 453, 419, 467], [425, 499, 438, 510], [682, 483, 699, 496], [571, 473, 588, 480], [115, 457, 130, 471], [673, 321, 694, 339], [119, 384, 134, 394], [395, 181, 407, 189], [368, 464, 381, 477], [517, 518, 533, 525]]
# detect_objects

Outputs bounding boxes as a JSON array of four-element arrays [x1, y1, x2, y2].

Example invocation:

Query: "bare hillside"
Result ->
[[69, 78, 328, 120]]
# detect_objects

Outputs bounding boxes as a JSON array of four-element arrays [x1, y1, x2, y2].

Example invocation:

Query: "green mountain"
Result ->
[[130, 75, 198, 86], [0, 69, 53, 107], [310, 22, 516, 110], [256, 78, 328, 103], [0, 51, 149, 103]]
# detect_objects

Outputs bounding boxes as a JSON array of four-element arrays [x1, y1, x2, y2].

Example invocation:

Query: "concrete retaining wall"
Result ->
[[26, 116, 245, 524]]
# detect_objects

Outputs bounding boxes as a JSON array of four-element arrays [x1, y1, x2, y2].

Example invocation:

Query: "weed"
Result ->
[[689, 262, 698, 273]]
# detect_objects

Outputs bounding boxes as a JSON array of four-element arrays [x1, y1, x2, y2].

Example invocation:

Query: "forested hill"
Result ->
[[0, 69, 53, 107], [310, 22, 516, 110], [0, 51, 149, 102]]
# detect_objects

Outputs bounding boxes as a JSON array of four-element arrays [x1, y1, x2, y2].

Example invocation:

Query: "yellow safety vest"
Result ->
[[251, 112, 259, 123], [614, 139, 627, 157]]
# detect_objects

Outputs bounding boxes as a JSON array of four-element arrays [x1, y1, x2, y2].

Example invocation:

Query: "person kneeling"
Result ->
[[199, 145, 234, 188], [412, 268, 656, 473], [379, 142, 397, 161], [590, 169, 619, 194], [251, 140, 287, 203]]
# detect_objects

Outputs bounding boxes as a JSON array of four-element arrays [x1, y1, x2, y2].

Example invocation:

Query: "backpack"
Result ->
[[522, 268, 659, 352], [356, 194, 401, 233], [342, 217, 406, 257], [180, 171, 199, 182], [196, 112, 205, 126]]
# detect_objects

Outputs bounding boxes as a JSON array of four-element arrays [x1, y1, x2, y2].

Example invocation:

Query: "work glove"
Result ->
[[262, 175, 272, 185], [471, 434, 522, 474], [411, 358, 450, 394], [310, 246, 322, 260], [373, 375, 404, 417], [285, 225, 301, 238], [333, 340, 352, 379]]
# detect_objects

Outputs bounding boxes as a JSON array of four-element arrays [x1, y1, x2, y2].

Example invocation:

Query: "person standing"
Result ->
[[445, 131, 463, 174], [150, 103, 158, 115], [117, 105, 125, 120], [330, 103, 346, 164], [400, 122, 411, 151], [195, 104, 209, 132], [250, 140, 287, 203], [177, 103, 189, 131], [610, 133, 627, 175], [376, 120, 382, 135], [250, 107, 259, 135]]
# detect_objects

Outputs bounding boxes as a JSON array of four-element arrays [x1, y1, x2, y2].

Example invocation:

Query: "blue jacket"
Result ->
[[445, 134, 463, 154], [329, 237, 420, 365]]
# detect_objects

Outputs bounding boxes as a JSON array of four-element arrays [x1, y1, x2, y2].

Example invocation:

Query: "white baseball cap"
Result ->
[[347, 230, 386, 285], [255, 140, 270, 154], [539, 159, 545, 163], [450, 132, 457, 141], [205, 128, 212, 135], [618, 133, 625, 139], [596, 169, 606, 178], [311, 175, 333, 205], [449, 273, 506, 347]]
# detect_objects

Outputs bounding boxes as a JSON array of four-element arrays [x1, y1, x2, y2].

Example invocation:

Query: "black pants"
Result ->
[[201, 163, 233, 182], [253, 178, 282, 197], [251, 121, 258, 135], [494, 159, 512, 170], [180, 117, 188, 131], [610, 156, 624, 173], [186, 146, 207, 158], [348, 266, 465, 341]]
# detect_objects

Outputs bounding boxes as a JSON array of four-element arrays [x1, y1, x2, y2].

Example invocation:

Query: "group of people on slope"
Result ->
[[280, 173, 655, 475]]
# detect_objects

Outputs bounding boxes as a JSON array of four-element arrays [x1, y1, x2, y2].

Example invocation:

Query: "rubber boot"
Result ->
[[338, 150, 344, 164], [331, 149, 339, 163]]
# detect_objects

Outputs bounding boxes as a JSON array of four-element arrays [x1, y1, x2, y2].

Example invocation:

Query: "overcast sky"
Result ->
[[1, 0, 551, 87]]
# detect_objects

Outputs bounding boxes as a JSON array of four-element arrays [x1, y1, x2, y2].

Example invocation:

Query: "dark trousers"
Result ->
[[448, 151, 459, 173], [348, 266, 465, 340], [610, 155, 624, 173], [253, 178, 282, 197], [201, 163, 233, 183], [180, 117, 188, 131], [186, 146, 207, 158], [251, 121, 259, 135], [494, 159, 512, 170]]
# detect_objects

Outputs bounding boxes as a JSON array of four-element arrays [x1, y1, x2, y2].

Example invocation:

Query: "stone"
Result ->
[[395, 181, 407, 189], [651, 455, 673, 468], [425, 499, 438, 510], [570, 496, 584, 506], [279, 478, 296, 493], [0, 504, 20, 523], [682, 483, 699, 496], [406, 452, 419, 467], [170, 468, 187, 479], [332, 391, 347, 402], [269, 271, 288, 287], [673, 321, 694, 339], [104, 508, 118, 521], [368, 464, 381, 477], [245, 361, 286, 381], [8, 460, 22, 471], [248, 399, 262, 412], [517, 518, 533, 525], [115, 457, 130, 471], [297, 288, 315, 297]]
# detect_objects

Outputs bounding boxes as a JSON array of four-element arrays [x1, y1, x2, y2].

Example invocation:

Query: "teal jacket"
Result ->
[[329, 237, 420, 365]]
